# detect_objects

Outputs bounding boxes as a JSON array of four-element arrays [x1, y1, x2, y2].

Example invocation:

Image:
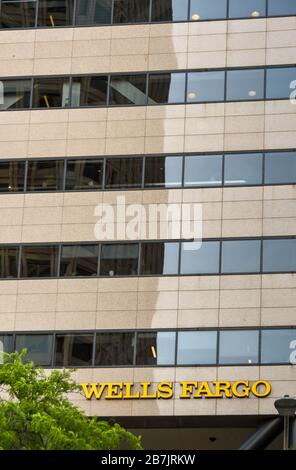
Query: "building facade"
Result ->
[[0, 0, 295, 449]]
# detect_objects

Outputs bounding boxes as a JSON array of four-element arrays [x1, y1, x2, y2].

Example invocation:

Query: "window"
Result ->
[[184, 155, 223, 187], [71, 76, 108, 107], [141, 242, 179, 275], [180, 241, 220, 274], [261, 329, 296, 364], [0, 1, 36, 28], [0, 79, 31, 110], [21, 245, 58, 278], [54, 334, 93, 366], [221, 240, 261, 273], [60, 245, 99, 277], [109, 74, 147, 105], [219, 330, 259, 364], [0, 335, 13, 362], [264, 152, 296, 185], [33, 77, 70, 108], [65, 159, 103, 190], [0, 246, 19, 278], [15, 334, 53, 366], [148, 73, 186, 104], [75, 0, 112, 25], [151, 0, 188, 22], [268, 0, 296, 16], [105, 157, 142, 189], [100, 243, 139, 276], [263, 239, 296, 273], [0, 161, 25, 192], [27, 160, 64, 191], [113, 0, 150, 23], [136, 331, 176, 365], [177, 331, 217, 365], [224, 153, 263, 186], [37, 0, 74, 27], [266, 67, 296, 99], [226, 69, 265, 101], [95, 332, 134, 366], [190, 0, 227, 20], [144, 156, 182, 188], [187, 71, 225, 103], [228, 0, 266, 18]]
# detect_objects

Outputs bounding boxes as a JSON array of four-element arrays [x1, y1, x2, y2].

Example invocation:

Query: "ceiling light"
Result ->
[[191, 14, 200, 21], [187, 92, 197, 100], [251, 10, 260, 17], [248, 90, 257, 97], [151, 346, 157, 359]]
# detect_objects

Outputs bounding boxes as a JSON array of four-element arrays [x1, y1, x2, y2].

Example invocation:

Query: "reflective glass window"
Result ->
[[105, 157, 142, 189], [38, 0, 74, 27], [33, 77, 70, 108], [60, 245, 99, 277], [187, 71, 225, 102], [221, 240, 261, 273], [151, 0, 188, 22], [141, 242, 179, 275], [0, 335, 13, 363], [268, 0, 296, 16], [0, 1, 36, 28], [0, 246, 19, 278], [148, 73, 186, 104], [264, 152, 296, 185], [0, 79, 31, 110], [177, 331, 217, 365], [95, 332, 134, 366], [100, 243, 139, 276], [109, 74, 147, 105], [190, 0, 227, 20], [21, 245, 58, 278], [184, 155, 223, 187], [180, 241, 220, 274], [75, 0, 112, 25], [0, 161, 25, 192], [224, 153, 263, 186], [266, 67, 296, 99], [219, 330, 259, 364], [226, 69, 265, 101], [27, 160, 64, 191], [144, 156, 182, 188], [263, 239, 296, 273], [113, 0, 150, 23], [15, 334, 53, 366], [54, 334, 93, 366], [228, 0, 266, 19], [71, 76, 108, 107], [136, 331, 176, 365], [261, 329, 296, 364], [66, 159, 103, 190]]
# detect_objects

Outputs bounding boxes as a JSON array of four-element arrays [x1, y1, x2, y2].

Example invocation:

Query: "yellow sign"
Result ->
[[81, 380, 271, 400]]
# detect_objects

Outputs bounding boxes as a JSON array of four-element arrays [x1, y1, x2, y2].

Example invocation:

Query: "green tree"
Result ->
[[0, 351, 142, 450]]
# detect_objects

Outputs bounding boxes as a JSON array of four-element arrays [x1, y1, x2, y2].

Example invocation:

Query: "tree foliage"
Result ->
[[0, 351, 142, 450]]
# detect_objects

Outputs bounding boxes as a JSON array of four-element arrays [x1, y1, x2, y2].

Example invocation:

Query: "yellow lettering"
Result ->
[[213, 381, 232, 398], [194, 381, 216, 398], [251, 380, 271, 398], [157, 382, 174, 399], [105, 383, 123, 400], [81, 383, 108, 400], [232, 381, 250, 398], [180, 382, 198, 399], [140, 382, 157, 399], [123, 382, 141, 400]]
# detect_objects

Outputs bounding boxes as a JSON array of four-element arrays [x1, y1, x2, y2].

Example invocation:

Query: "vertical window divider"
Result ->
[[106, 75, 111, 106], [35, 0, 40, 28], [187, 0, 191, 22], [17, 245, 22, 279], [69, 76, 73, 107], [181, 154, 185, 187], [260, 238, 264, 273], [102, 157, 107, 190], [24, 160, 29, 192], [263, 66, 267, 100], [224, 69, 227, 102], [184, 70, 189, 104], [57, 244, 62, 278], [216, 329, 220, 366], [145, 72, 149, 105], [97, 243, 102, 276], [133, 331, 137, 366], [218, 240, 223, 274], [226, 0, 230, 19], [262, 151, 266, 185], [92, 332, 96, 367], [72, 0, 77, 26], [174, 330, 179, 366], [137, 242, 142, 276], [221, 153, 225, 186], [258, 328, 262, 365], [51, 333, 56, 367], [62, 158, 67, 191], [148, 0, 152, 23], [29, 77, 34, 109], [141, 156, 146, 189], [177, 241, 182, 275], [111, 0, 115, 25]]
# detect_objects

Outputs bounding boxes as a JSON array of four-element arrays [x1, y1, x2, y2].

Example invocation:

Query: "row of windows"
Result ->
[[0, 238, 295, 279], [1, 328, 295, 367], [0, 0, 295, 29], [0, 150, 295, 193], [1, 66, 296, 111]]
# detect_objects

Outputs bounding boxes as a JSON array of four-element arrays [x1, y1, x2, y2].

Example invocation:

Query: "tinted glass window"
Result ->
[[0, 246, 19, 278], [187, 71, 225, 102], [0, 1, 36, 28], [15, 334, 53, 366], [184, 155, 222, 187], [21, 245, 58, 278], [95, 332, 134, 366], [180, 241, 220, 274], [71, 76, 108, 107], [224, 153, 263, 186], [55, 334, 93, 366], [100, 243, 139, 276], [177, 331, 217, 365], [190, 0, 227, 20], [151, 0, 188, 22], [0, 161, 25, 192], [27, 160, 64, 191], [226, 69, 265, 101], [261, 329, 296, 364], [109, 74, 147, 105], [265, 152, 296, 185], [141, 242, 179, 275], [266, 67, 296, 99], [219, 330, 259, 364], [0, 335, 13, 361], [105, 157, 142, 189], [263, 239, 296, 273], [229, 0, 266, 18], [60, 245, 99, 277], [221, 240, 261, 273], [38, 0, 74, 26], [66, 159, 103, 190], [0, 79, 31, 110], [136, 331, 176, 365], [148, 73, 186, 104], [75, 0, 112, 25], [33, 77, 70, 108], [144, 156, 182, 188], [268, 0, 296, 16], [113, 0, 150, 23]]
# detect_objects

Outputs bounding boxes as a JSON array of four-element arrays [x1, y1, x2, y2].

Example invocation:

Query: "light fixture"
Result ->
[[187, 92, 197, 100], [248, 90, 257, 97], [191, 14, 200, 21], [274, 395, 296, 450], [151, 346, 157, 359], [251, 10, 260, 17]]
